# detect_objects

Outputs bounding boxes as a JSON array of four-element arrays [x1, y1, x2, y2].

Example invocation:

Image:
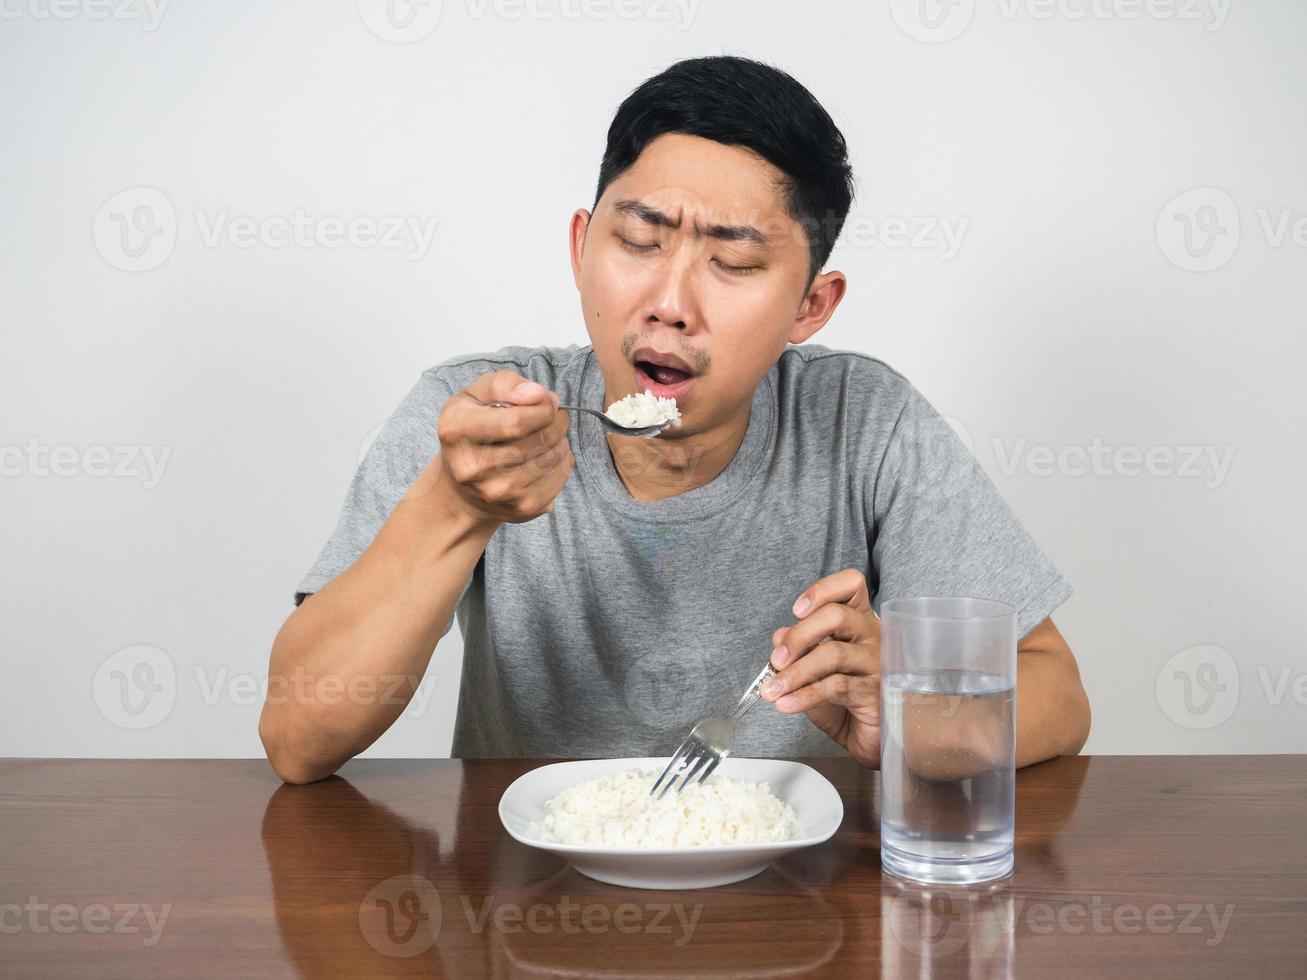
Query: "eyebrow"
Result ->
[[612, 198, 773, 248]]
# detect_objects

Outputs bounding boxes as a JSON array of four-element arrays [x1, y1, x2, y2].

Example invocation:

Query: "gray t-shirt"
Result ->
[[295, 342, 1072, 759]]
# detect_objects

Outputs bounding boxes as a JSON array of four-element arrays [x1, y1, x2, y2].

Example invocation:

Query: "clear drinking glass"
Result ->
[[879, 596, 1018, 884]]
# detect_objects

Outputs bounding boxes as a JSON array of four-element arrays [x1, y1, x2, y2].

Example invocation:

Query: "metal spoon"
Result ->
[[476, 396, 674, 438]]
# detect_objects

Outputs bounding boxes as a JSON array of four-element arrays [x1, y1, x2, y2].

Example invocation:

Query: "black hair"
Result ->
[[594, 55, 856, 290]]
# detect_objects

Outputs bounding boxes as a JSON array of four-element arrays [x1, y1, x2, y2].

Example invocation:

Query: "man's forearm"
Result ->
[[1014, 622, 1092, 767], [258, 459, 498, 783]]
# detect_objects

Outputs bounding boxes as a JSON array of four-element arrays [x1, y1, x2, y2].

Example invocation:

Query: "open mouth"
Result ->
[[634, 360, 696, 397], [635, 360, 693, 386]]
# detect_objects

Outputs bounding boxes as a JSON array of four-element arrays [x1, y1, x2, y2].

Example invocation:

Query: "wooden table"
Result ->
[[1, 756, 1304, 978]]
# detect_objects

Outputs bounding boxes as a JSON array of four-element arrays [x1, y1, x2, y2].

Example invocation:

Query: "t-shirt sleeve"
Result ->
[[868, 381, 1072, 638], [293, 369, 475, 638]]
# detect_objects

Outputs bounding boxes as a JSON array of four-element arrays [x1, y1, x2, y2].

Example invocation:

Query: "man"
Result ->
[[259, 56, 1090, 784]]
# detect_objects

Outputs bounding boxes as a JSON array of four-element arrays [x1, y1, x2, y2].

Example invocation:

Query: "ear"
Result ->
[[569, 209, 591, 290], [787, 270, 848, 345]]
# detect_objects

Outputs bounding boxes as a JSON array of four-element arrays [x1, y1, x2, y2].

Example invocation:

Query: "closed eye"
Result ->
[[618, 235, 760, 275], [713, 258, 760, 275], [617, 235, 658, 253]]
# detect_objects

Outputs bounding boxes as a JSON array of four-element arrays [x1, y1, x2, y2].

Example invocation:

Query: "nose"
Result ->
[[647, 305, 686, 330], [644, 249, 698, 330]]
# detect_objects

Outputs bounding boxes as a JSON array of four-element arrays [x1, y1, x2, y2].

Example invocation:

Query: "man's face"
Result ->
[[569, 132, 835, 440]]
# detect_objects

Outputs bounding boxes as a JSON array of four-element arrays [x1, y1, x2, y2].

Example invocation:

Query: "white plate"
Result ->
[[498, 757, 844, 889]]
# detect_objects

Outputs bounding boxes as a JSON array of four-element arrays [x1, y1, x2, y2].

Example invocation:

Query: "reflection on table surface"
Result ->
[[260, 761, 863, 978], [4, 755, 1306, 978]]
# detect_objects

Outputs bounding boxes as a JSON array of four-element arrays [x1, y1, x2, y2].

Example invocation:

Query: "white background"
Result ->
[[2, 0, 1302, 759]]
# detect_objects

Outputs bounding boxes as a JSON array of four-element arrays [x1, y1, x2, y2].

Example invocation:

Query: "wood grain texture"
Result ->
[[1, 756, 1304, 978]]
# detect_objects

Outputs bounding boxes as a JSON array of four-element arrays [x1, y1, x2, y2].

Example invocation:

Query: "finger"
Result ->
[[446, 389, 559, 446], [444, 410, 568, 481], [475, 440, 574, 520], [475, 437, 571, 501], [465, 369, 562, 410], [445, 424, 561, 481], [791, 567, 872, 619], [516, 436, 575, 488], [762, 640, 876, 704], [770, 626, 837, 659], [772, 603, 876, 668], [773, 671, 879, 715]]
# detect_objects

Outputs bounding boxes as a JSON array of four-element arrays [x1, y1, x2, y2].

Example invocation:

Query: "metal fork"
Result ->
[[649, 660, 778, 799], [479, 398, 673, 438]]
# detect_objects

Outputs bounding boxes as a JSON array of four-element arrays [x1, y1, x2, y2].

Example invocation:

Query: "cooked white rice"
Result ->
[[528, 767, 798, 847], [604, 391, 682, 431]]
